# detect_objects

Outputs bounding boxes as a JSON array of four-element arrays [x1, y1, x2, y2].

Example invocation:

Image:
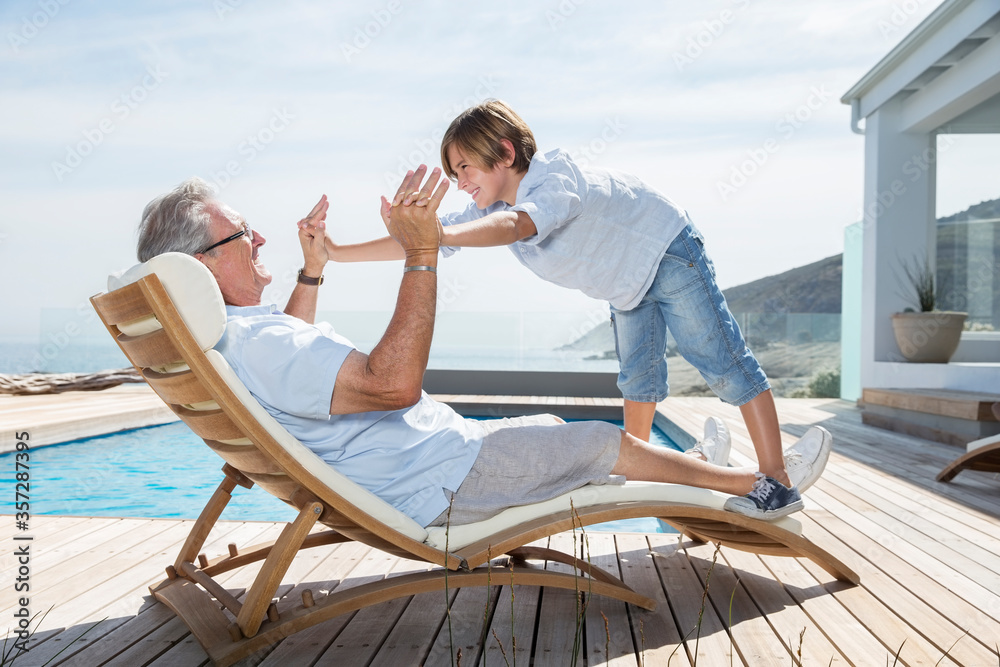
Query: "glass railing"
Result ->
[[937, 217, 1000, 330], [318, 310, 842, 396], [5, 309, 842, 399]]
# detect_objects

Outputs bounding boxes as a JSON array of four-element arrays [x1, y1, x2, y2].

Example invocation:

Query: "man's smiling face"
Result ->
[[196, 202, 271, 307]]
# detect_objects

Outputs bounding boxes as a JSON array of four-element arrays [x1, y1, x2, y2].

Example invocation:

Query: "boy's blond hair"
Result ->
[[441, 99, 537, 179]]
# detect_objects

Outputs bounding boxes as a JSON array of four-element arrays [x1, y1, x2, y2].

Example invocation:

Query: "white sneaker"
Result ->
[[784, 426, 832, 492], [685, 416, 731, 467]]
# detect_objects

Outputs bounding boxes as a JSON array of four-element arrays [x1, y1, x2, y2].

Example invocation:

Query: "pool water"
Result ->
[[8, 422, 299, 523], [2, 418, 682, 533]]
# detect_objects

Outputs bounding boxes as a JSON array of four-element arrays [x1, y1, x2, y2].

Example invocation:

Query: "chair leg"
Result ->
[[236, 501, 323, 638], [173, 465, 253, 572], [508, 546, 631, 587]]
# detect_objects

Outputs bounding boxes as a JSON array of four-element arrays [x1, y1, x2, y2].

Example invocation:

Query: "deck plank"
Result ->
[[683, 539, 792, 664], [581, 532, 634, 664], [0, 385, 177, 451], [478, 538, 547, 667], [720, 547, 844, 665], [366, 588, 455, 667], [760, 551, 888, 663], [647, 534, 732, 665], [813, 481, 1000, 631], [251, 542, 375, 666], [797, 509, 999, 664], [531, 532, 587, 667], [43, 522, 281, 667], [310, 556, 433, 666], [421, 581, 502, 666], [615, 533, 693, 666]]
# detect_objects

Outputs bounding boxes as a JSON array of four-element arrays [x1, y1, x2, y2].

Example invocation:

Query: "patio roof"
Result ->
[[841, 0, 1000, 134]]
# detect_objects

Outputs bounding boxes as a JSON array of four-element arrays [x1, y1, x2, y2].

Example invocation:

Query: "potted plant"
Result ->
[[890, 255, 967, 363]]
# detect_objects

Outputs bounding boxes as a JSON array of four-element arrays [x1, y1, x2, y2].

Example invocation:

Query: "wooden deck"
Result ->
[[4, 396, 1000, 665], [0, 383, 176, 453]]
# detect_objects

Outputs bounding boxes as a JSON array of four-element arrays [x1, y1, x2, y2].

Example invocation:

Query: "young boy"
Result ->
[[334, 101, 832, 520]]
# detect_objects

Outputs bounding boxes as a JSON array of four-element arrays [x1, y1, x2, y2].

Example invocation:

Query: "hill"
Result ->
[[720, 254, 842, 315], [558, 253, 845, 396], [558, 253, 843, 354], [938, 197, 1000, 224]]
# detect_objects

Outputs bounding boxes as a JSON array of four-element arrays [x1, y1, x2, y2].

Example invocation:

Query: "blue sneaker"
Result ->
[[724, 472, 804, 520]]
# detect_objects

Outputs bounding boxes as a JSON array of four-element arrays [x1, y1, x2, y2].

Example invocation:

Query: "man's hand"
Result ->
[[284, 195, 330, 324], [383, 165, 448, 262], [297, 195, 330, 277]]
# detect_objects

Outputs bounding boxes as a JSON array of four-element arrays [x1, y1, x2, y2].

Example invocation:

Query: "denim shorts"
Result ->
[[610, 223, 769, 406]]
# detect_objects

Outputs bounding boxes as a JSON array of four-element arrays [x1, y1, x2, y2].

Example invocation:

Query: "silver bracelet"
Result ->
[[403, 265, 437, 274]]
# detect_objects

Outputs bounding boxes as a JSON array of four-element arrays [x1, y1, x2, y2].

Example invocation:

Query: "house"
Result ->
[[839, 0, 1000, 400]]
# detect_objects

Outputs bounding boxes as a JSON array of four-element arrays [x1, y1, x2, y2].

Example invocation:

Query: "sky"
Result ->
[[1, 0, 997, 344]]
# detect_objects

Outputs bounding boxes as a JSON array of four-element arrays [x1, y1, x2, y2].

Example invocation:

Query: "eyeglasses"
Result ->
[[201, 223, 253, 254]]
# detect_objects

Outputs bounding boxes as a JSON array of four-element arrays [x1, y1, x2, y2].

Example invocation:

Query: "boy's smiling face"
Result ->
[[446, 143, 520, 209]]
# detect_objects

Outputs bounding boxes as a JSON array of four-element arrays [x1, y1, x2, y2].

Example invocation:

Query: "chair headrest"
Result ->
[[108, 252, 226, 351]]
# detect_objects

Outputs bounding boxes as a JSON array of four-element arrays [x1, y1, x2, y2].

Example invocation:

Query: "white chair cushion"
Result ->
[[967, 433, 1000, 452], [425, 482, 802, 551], [109, 252, 226, 351]]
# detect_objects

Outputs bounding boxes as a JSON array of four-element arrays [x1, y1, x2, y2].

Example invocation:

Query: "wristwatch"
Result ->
[[297, 269, 324, 286]]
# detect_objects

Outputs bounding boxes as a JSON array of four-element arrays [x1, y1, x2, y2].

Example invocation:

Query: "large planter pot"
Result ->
[[890, 311, 967, 363]]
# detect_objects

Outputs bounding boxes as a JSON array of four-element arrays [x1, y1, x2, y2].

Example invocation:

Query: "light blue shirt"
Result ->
[[215, 305, 484, 527], [440, 149, 691, 311]]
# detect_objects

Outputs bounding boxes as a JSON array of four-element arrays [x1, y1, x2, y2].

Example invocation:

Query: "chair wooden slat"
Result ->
[[143, 368, 215, 406], [90, 282, 155, 326], [242, 473, 301, 503], [117, 328, 184, 369], [204, 440, 285, 475], [173, 406, 247, 442]]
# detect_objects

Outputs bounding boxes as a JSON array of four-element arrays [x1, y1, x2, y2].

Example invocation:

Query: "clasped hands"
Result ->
[[295, 194, 331, 277], [295, 164, 447, 267], [381, 165, 449, 260]]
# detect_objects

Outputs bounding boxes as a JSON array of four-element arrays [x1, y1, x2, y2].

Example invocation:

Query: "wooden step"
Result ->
[[862, 388, 1000, 421], [860, 388, 1000, 447]]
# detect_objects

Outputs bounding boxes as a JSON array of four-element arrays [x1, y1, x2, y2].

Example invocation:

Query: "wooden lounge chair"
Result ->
[[91, 252, 859, 667], [937, 402, 1000, 482]]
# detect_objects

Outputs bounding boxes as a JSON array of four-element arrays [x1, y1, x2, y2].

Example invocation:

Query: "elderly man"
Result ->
[[136, 167, 824, 524]]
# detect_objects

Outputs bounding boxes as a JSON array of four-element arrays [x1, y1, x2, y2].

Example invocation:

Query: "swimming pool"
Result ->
[[1, 418, 682, 533]]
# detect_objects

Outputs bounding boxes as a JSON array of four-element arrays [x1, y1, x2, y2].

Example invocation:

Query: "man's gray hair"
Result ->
[[137, 177, 219, 261]]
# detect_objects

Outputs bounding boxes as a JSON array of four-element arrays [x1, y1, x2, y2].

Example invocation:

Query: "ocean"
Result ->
[[1, 308, 620, 375], [1, 307, 845, 382], [0, 339, 620, 375]]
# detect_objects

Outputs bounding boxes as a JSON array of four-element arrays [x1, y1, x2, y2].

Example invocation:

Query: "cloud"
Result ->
[[0, 0, 980, 342]]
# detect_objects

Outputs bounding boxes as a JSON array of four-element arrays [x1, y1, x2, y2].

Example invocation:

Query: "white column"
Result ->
[[859, 97, 937, 387]]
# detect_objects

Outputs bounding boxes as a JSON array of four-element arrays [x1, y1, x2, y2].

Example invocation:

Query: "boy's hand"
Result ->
[[379, 194, 393, 228], [296, 194, 330, 275], [385, 165, 448, 261]]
